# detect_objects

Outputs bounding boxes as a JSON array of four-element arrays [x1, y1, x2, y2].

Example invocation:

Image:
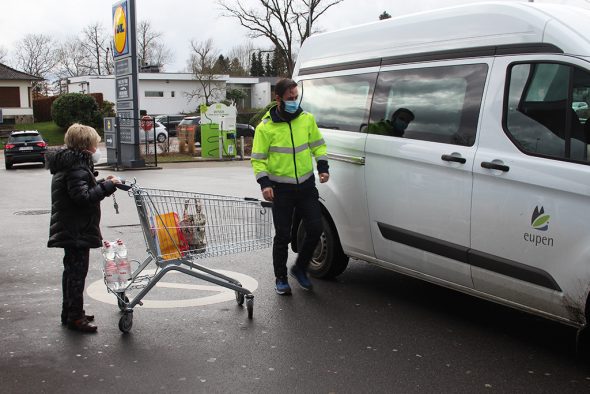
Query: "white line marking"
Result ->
[[86, 269, 258, 308]]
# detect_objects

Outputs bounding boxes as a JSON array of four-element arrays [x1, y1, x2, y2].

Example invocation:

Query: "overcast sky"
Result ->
[[1, 0, 589, 72]]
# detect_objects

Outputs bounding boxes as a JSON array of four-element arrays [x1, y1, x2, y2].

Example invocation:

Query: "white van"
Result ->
[[291, 2, 590, 348]]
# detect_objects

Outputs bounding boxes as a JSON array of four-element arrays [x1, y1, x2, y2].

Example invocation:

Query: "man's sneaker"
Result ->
[[275, 277, 292, 295], [289, 265, 313, 291]]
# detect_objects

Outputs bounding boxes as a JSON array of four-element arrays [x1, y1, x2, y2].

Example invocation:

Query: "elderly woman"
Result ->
[[47, 124, 120, 333]]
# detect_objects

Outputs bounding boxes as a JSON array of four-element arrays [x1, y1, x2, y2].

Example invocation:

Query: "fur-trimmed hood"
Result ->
[[46, 148, 93, 174]]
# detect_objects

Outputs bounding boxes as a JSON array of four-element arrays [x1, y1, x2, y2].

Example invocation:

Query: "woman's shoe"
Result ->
[[67, 317, 97, 333]]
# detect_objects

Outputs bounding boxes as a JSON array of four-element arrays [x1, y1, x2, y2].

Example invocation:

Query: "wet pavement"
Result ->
[[1, 160, 590, 393]]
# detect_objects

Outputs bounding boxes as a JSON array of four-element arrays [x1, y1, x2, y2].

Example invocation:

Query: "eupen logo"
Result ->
[[523, 206, 554, 247]]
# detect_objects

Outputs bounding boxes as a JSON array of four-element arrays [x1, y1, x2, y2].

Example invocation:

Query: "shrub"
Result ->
[[249, 102, 276, 127], [51, 93, 101, 129], [100, 100, 116, 119]]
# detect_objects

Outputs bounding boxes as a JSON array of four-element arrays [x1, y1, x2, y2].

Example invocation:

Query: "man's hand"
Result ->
[[262, 187, 274, 201], [319, 173, 330, 183]]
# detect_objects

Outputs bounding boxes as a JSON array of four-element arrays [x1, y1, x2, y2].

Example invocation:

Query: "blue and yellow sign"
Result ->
[[112, 1, 129, 57]]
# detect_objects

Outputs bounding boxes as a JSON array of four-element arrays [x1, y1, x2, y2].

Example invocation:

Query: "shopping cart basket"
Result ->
[[106, 180, 273, 333]]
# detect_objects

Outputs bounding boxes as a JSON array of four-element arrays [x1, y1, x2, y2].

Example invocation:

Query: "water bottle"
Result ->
[[102, 240, 119, 290], [115, 239, 132, 287]]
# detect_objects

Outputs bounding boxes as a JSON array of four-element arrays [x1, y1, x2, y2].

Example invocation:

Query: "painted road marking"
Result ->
[[87, 269, 258, 308]]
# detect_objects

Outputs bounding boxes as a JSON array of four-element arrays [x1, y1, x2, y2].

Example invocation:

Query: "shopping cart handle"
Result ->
[[116, 183, 132, 191], [244, 197, 273, 208]]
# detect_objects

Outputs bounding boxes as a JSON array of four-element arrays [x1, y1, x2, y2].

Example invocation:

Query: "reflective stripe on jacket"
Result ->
[[251, 108, 327, 185]]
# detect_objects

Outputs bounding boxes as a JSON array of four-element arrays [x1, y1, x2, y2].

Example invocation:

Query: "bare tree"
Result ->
[[218, 0, 344, 74], [227, 41, 257, 74], [13, 34, 57, 96], [0, 46, 7, 64], [137, 20, 172, 69], [80, 22, 109, 75], [55, 38, 92, 78], [185, 38, 226, 106], [103, 43, 114, 75]]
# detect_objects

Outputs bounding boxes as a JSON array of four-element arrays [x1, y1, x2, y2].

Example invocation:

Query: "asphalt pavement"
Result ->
[[1, 159, 590, 393]]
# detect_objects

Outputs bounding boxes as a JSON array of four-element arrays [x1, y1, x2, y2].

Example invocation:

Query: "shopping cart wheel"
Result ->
[[119, 311, 133, 333], [245, 295, 254, 319], [117, 293, 130, 312], [235, 291, 245, 306]]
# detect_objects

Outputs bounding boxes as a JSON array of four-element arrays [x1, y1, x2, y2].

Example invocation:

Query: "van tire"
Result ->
[[297, 215, 349, 279]]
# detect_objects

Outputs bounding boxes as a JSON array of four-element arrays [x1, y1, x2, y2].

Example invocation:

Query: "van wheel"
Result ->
[[297, 215, 349, 279], [576, 325, 590, 359]]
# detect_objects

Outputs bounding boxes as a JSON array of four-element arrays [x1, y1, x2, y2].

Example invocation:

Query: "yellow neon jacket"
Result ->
[[251, 106, 328, 188]]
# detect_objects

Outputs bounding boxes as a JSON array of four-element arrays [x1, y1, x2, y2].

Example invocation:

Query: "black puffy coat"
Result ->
[[47, 149, 116, 249]]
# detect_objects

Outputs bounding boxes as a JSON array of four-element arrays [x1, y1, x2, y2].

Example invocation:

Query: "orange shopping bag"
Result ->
[[154, 212, 189, 260]]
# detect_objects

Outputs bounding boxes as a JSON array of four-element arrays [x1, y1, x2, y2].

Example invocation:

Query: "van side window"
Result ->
[[369, 64, 488, 146], [299, 73, 377, 132], [505, 63, 590, 162]]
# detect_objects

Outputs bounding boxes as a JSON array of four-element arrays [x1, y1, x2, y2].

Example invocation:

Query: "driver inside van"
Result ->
[[369, 107, 415, 137]]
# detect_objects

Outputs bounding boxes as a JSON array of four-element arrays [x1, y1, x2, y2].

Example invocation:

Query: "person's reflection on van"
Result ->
[[369, 107, 415, 137]]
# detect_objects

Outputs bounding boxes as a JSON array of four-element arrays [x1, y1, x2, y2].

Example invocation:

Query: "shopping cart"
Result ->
[[106, 180, 273, 333]]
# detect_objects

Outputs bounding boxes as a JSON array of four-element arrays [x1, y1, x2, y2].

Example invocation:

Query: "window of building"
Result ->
[[505, 63, 590, 162], [369, 64, 488, 146], [171, 91, 175, 98], [145, 91, 164, 97], [299, 73, 377, 132], [0, 87, 21, 108]]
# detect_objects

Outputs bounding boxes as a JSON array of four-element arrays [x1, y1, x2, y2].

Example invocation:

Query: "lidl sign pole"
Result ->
[[111, 0, 144, 168]]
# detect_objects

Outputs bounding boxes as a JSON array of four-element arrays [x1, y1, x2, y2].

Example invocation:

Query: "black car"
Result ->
[[4, 130, 48, 169], [155, 115, 185, 136], [236, 123, 255, 138]]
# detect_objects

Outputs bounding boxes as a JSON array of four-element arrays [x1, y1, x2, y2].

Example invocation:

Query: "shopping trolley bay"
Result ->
[[2, 161, 590, 393]]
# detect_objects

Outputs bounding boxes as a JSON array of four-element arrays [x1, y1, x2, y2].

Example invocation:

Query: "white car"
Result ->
[[139, 122, 168, 143], [573, 101, 589, 111]]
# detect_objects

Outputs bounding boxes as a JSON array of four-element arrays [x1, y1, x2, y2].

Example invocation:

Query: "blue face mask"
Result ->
[[393, 119, 409, 132], [283, 100, 299, 114]]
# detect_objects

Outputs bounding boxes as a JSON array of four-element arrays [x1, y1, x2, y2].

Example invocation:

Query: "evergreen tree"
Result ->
[[213, 54, 230, 73], [250, 52, 258, 76], [265, 53, 272, 76], [271, 47, 288, 77], [229, 57, 246, 76], [256, 51, 264, 76]]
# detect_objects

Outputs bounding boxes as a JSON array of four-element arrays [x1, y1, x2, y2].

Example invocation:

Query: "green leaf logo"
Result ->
[[532, 215, 550, 228], [531, 206, 550, 231]]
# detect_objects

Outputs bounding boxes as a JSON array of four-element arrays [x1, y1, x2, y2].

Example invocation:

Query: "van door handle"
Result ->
[[441, 154, 466, 164], [481, 161, 510, 172]]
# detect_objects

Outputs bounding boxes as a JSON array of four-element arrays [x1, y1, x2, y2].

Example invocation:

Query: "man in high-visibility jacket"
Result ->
[[251, 78, 329, 295]]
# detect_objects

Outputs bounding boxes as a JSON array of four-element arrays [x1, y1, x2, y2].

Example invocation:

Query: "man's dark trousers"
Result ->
[[271, 182, 323, 278]]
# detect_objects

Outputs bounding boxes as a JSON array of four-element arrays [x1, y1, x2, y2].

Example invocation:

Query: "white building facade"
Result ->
[[0, 63, 40, 124], [66, 73, 275, 115]]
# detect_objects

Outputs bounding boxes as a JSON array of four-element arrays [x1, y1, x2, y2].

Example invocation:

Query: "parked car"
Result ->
[[236, 123, 255, 138], [139, 122, 168, 143], [4, 130, 47, 169], [176, 116, 202, 144], [154, 115, 184, 136]]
